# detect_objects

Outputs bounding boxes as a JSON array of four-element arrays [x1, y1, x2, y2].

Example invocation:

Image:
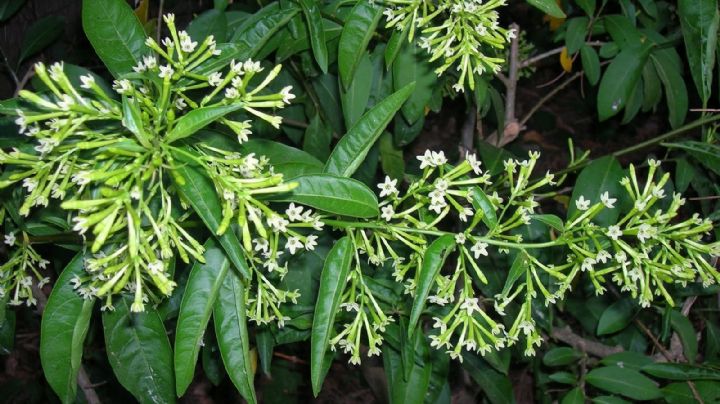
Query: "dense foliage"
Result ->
[[1, 0, 719, 403]]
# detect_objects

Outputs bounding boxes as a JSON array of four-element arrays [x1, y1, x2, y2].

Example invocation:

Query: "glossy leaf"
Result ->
[[597, 45, 650, 121], [678, 0, 719, 104], [310, 237, 353, 396], [527, 0, 566, 18], [592, 396, 631, 404], [379, 131, 404, 180], [174, 239, 230, 396], [0, 0, 24, 22], [531, 214, 564, 232], [393, 40, 437, 124], [229, 2, 299, 60], [543, 347, 582, 366], [214, 269, 257, 404], [463, 352, 515, 404], [548, 371, 577, 384], [565, 17, 589, 55], [171, 152, 251, 279], [303, 114, 333, 162], [19, 16, 64, 63], [665, 141, 720, 176], [82, 0, 147, 78], [187, 9, 227, 42], [242, 139, 324, 179], [604, 15, 643, 49], [103, 298, 175, 404], [662, 381, 720, 404], [561, 387, 585, 404], [670, 310, 697, 364], [299, 0, 328, 73], [312, 73, 345, 135], [585, 366, 662, 401], [470, 187, 499, 231], [597, 298, 636, 335], [384, 328, 433, 404], [338, 1, 383, 89], [40, 253, 95, 403], [385, 28, 408, 68], [642, 363, 720, 381], [500, 251, 528, 296], [651, 52, 688, 128], [324, 82, 415, 177], [166, 104, 244, 143], [270, 174, 379, 218], [580, 45, 601, 85], [569, 156, 624, 226], [408, 235, 456, 335], [575, 0, 596, 16], [600, 352, 654, 372], [340, 52, 373, 128]]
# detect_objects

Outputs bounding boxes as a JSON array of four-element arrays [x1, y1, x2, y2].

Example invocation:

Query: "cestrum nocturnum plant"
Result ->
[[383, 0, 514, 91], [0, 14, 304, 312]]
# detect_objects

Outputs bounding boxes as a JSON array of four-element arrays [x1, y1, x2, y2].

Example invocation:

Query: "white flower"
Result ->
[[22, 178, 38, 192], [253, 238, 269, 253], [305, 235, 318, 251], [143, 55, 157, 69], [4, 232, 16, 246], [600, 192, 616, 209], [179, 31, 197, 53], [285, 237, 304, 254], [208, 72, 222, 86], [459, 207, 474, 222], [648, 159, 661, 168], [378, 176, 398, 198], [112, 79, 132, 94], [267, 215, 289, 233], [466, 152, 482, 175], [163, 13, 175, 24], [243, 59, 262, 73], [225, 87, 239, 99], [79, 74, 95, 89], [595, 250, 611, 264], [434, 178, 449, 192], [381, 205, 394, 222], [506, 28, 517, 40], [175, 98, 187, 110], [280, 86, 295, 104], [575, 195, 591, 211], [637, 223, 656, 243], [471, 241, 488, 258], [455, 233, 466, 244], [132, 60, 146, 73], [417, 150, 434, 169], [148, 261, 164, 274], [230, 59, 244, 74], [159, 64, 174, 79], [581, 257, 595, 272], [652, 187, 666, 199], [285, 203, 304, 221], [460, 297, 481, 315], [431, 151, 448, 166], [607, 225, 622, 240], [429, 199, 447, 214], [162, 37, 174, 48]]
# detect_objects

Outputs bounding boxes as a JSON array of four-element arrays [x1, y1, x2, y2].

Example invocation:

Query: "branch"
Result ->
[[549, 326, 623, 358], [519, 41, 604, 69]]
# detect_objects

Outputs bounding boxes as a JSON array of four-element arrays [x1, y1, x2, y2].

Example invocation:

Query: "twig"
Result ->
[[155, 0, 165, 44], [274, 351, 308, 365], [519, 71, 583, 128], [550, 326, 623, 357], [519, 41, 604, 69], [503, 23, 521, 142], [0, 45, 20, 88], [14, 67, 35, 96], [459, 109, 476, 158]]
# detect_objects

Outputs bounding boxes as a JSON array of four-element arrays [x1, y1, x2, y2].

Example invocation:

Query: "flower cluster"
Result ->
[[383, 0, 514, 91], [0, 231, 50, 306], [0, 14, 297, 312]]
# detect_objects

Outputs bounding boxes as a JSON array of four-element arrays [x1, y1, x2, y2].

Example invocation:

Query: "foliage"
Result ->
[[0, 0, 719, 403]]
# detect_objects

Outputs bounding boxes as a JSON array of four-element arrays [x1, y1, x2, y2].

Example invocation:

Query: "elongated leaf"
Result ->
[[597, 45, 651, 121], [299, 0, 328, 73], [527, 0, 566, 18], [662, 381, 720, 404], [242, 139, 323, 178], [408, 235, 456, 335], [569, 156, 624, 226], [575, 0, 596, 16], [40, 253, 95, 403], [338, 1, 383, 89], [642, 363, 720, 381], [103, 298, 175, 404], [585, 367, 662, 401], [340, 52, 373, 128], [678, 0, 719, 104], [324, 83, 415, 177], [82, 0, 147, 78], [651, 52, 688, 129], [470, 187, 499, 231], [229, 3, 298, 60], [303, 114, 332, 162], [664, 141, 720, 176], [0, 0, 24, 22], [463, 352, 515, 404], [171, 152, 251, 280], [597, 298, 636, 335], [270, 174, 379, 218], [384, 328, 433, 404], [187, 9, 227, 43], [214, 269, 256, 404], [174, 239, 230, 396], [394, 40, 437, 124], [561, 387, 585, 404], [19, 16, 64, 63], [166, 104, 244, 143], [601, 352, 654, 372], [581, 45, 601, 85], [543, 347, 582, 367], [670, 310, 697, 364], [565, 17, 589, 55], [604, 15, 643, 49], [385, 28, 408, 69], [531, 214, 564, 232], [500, 251, 528, 296], [310, 237, 353, 396]]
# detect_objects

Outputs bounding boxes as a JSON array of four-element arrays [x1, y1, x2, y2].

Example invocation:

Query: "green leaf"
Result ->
[[651, 51, 688, 128], [531, 214, 564, 232], [384, 328, 433, 404], [670, 310, 697, 364], [393, 40, 437, 124], [174, 239, 230, 396], [641, 62, 662, 112], [569, 156, 624, 227], [592, 396, 631, 404], [19, 16, 64, 63], [338, 1, 383, 89], [229, 2, 299, 60], [662, 381, 720, 404], [312, 73, 345, 135], [385, 28, 408, 69], [299, 0, 329, 73], [214, 269, 257, 404], [82, 0, 147, 78], [340, 52, 373, 128], [597, 298, 636, 335], [103, 298, 175, 404], [242, 139, 324, 179], [580, 45, 601, 85], [470, 187, 499, 231], [528, 0, 566, 18], [597, 45, 651, 121], [171, 153, 251, 280], [121, 96, 149, 146], [379, 131, 404, 180], [642, 363, 720, 381], [408, 235, 456, 335], [166, 104, 244, 143], [664, 141, 720, 176], [604, 15, 643, 49], [303, 114, 333, 162], [565, 17, 589, 55], [324, 82, 415, 177], [310, 237, 353, 396], [40, 253, 95, 403], [500, 251, 529, 296], [543, 347, 582, 366], [678, 0, 719, 104], [548, 371, 577, 384], [270, 174, 379, 218], [463, 352, 515, 404], [575, 0, 596, 16], [585, 366, 662, 401], [187, 9, 228, 43], [0, 0, 24, 22], [600, 352, 654, 372], [561, 387, 585, 404]]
